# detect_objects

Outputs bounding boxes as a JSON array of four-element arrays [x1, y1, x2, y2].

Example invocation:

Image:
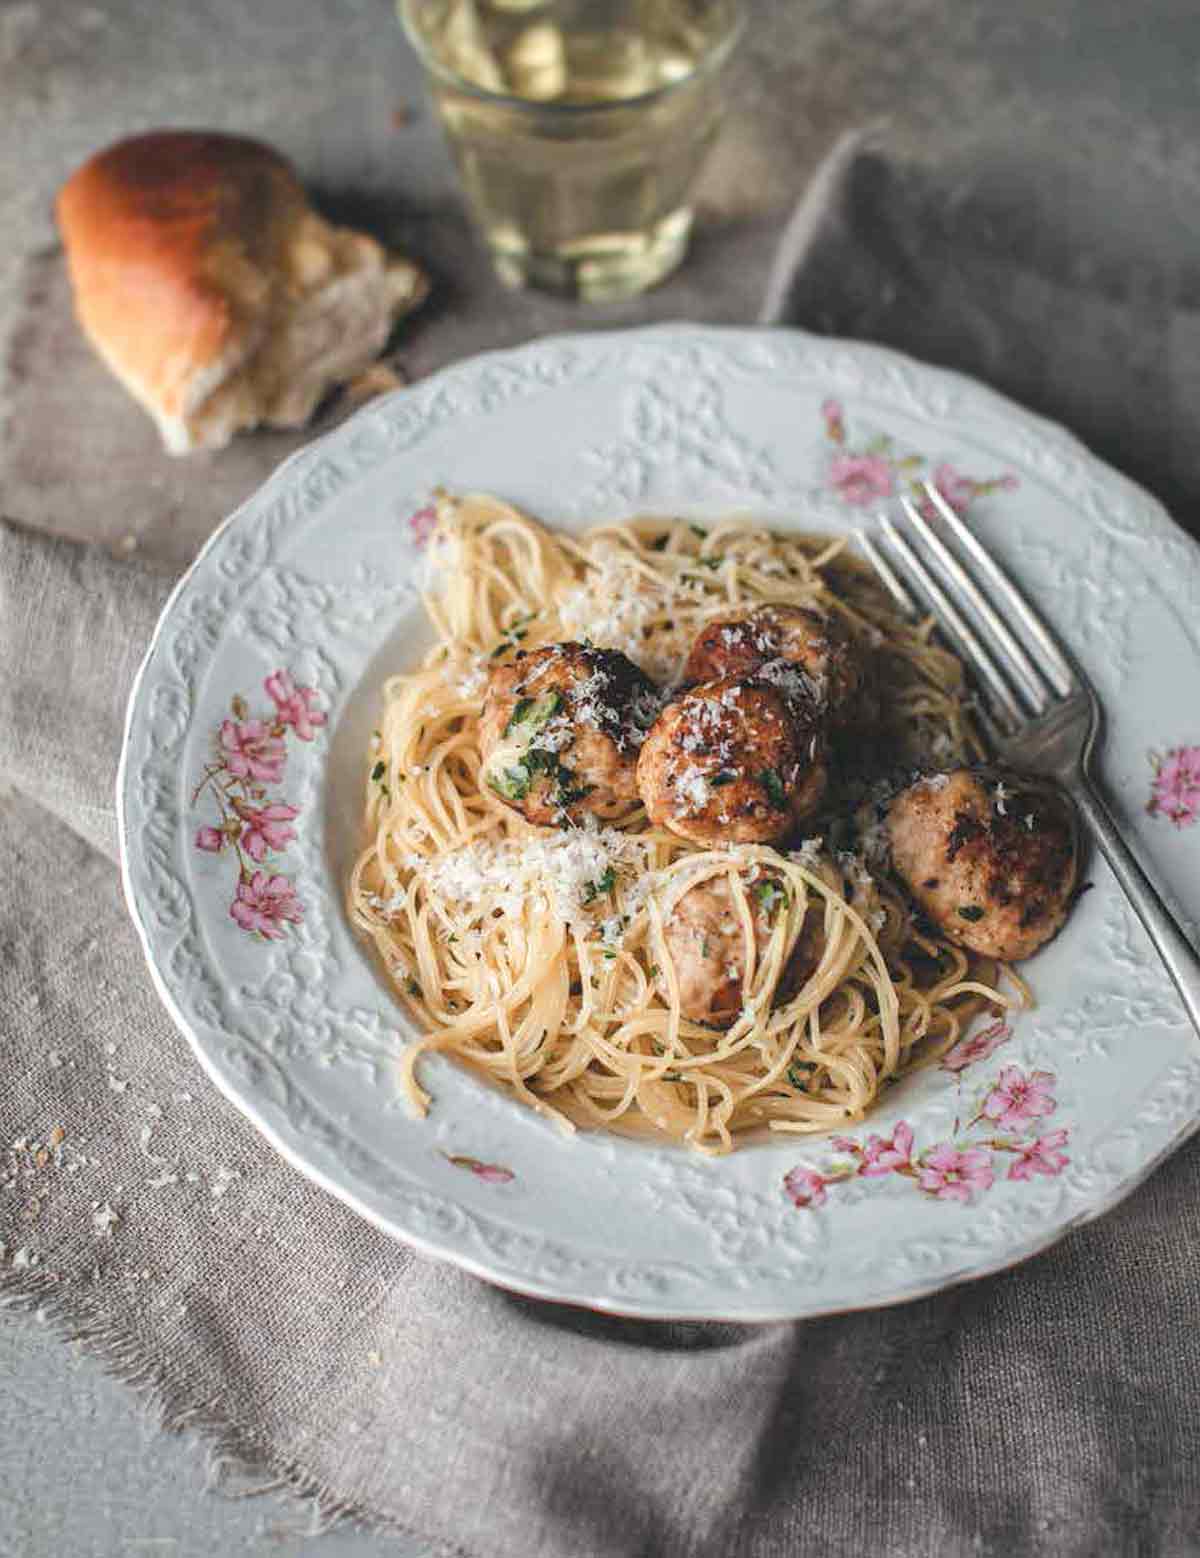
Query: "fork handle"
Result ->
[[1070, 777, 1200, 1038]]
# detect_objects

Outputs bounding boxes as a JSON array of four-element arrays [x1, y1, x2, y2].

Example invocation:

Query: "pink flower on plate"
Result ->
[[929, 461, 977, 516], [408, 503, 438, 548], [982, 1066, 1057, 1133], [1147, 745, 1200, 829], [918, 465, 1018, 520], [444, 1153, 515, 1184], [220, 719, 287, 784], [237, 801, 300, 862], [1008, 1129, 1070, 1182], [860, 1120, 915, 1177], [820, 397, 846, 445], [195, 825, 226, 853], [918, 1143, 995, 1203], [264, 670, 326, 742], [230, 871, 303, 939], [941, 1019, 1013, 1073], [828, 452, 893, 507], [783, 1165, 828, 1209]]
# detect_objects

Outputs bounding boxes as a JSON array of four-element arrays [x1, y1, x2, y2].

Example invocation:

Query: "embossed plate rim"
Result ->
[[118, 323, 1199, 1321]]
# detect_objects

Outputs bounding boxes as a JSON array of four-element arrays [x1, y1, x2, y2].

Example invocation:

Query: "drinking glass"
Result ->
[[398, 0, 744, 301]]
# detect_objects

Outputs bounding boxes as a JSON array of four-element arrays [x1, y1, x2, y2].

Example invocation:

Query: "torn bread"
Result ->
[[56, 130, 428, 454]]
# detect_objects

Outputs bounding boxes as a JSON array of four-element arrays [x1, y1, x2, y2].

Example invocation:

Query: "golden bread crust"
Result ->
[[57, 132, 302, 422], [56, 131, 428, 452]]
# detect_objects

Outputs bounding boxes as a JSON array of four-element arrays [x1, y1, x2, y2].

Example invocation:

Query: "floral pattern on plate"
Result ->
[[118, 326, 1200, 1320], [783, 1022, 1070, 1209], [442, 1153, 516, 1185], [1147, 745, 1200, 829], [820, 396, 1017, 514], [193, 669, 326, 940], [407, 502, 439, 549]]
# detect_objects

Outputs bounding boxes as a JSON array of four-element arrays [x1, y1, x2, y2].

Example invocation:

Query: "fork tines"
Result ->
[[857, 480, 1077, 735]]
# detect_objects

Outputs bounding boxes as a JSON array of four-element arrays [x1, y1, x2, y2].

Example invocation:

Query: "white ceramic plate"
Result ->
[[119, 325, 1200, 1321]]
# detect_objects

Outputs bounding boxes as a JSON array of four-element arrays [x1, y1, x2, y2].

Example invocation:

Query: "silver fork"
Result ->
[[857, 479, 1200, 1038]]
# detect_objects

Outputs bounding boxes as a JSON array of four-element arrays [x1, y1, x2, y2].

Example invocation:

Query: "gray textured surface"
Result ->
[[3, 0, 1198, 1552], [0, 1314, 414, 1557]]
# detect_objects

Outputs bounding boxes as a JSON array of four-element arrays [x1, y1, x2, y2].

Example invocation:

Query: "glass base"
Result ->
[[488, 207, 693, 301]]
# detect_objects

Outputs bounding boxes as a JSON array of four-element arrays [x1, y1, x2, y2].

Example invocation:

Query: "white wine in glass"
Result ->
[[399, 0, 743, 300]]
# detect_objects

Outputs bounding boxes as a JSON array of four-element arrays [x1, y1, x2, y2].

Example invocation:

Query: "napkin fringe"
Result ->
[[0, 1267, 468, 1555]]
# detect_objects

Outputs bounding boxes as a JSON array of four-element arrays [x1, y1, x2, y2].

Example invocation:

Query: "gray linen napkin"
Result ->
[[5, 136, 1200, 1558], [761, 129, 1200, 541]]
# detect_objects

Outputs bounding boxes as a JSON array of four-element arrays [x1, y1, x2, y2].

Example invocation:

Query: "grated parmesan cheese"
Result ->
[[758, 657, 824, 705], [558, 545, 655, 665], [789, 836, 825, 869], [443, 653, 489, 699], [675, 768, 711, 813], [403, 825, 653, 935], [599, 915, 625, 947], [837, 850, 875, 892], [860, 824, 890, 868]]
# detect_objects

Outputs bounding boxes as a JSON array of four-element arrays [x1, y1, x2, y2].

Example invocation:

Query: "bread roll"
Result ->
[[56, 131, 428, 454]]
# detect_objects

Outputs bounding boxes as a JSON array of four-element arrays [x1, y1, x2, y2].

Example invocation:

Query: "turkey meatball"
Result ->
[[886, 768, 1078, 961], [479, 643, 657, 826], [659, 870, 793, 1028], [682, 603, 865, 725], [636, 676, 827, 846]]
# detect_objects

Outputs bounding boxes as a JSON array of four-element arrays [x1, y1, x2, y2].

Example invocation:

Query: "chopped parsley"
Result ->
[[528, 748, 561, 776], [556, 777, 596, 811], [957, 905, 985, 922], [582, 866, 616, 903], [711, 769, 737, 787], [698, 555, 724, 571], [650, 535, 669, 552], [759, 769, 787, 808], [488, 765, 532, 802], [754, 880, 788, 917], [689, 524, 707, 538], [489, 613, 535, 658], [406, 977, 422, 998], [786, 1063, 813, 1090], [487, 745, 591, 812], [504, 688, 562, 739], [371, 760, 386, 782]]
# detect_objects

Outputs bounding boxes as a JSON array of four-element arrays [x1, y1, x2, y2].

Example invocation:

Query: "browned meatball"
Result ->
[[479, 643, 657, 825], [659, 870, 793, 1028], [682, 603, 865, 725], [886, 769, 1078, 961], [636, 676, 827, 845]]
